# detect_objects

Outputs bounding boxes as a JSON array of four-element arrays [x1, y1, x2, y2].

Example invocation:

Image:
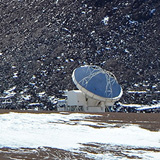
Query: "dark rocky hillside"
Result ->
[[0, 0, 160, 109]]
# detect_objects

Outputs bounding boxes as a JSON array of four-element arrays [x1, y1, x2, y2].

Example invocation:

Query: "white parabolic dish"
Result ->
[[72, 65, 123, 103]]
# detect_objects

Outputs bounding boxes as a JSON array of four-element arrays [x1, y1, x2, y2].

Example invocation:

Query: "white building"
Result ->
[[57, 90, 118, 112]]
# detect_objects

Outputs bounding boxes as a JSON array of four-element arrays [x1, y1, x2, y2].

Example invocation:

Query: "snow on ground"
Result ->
[[117, 102, 160, 111], [0, 112, 160, 159]]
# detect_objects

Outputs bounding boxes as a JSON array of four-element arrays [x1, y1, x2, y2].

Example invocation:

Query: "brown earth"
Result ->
[[0, 110, 160, 159], [0, 147, 92, 160], [0, 145, 159, 160], [1, 109, 160, 131]]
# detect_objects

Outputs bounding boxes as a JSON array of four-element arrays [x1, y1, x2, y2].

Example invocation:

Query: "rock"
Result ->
[[0, 0, 159, 109]]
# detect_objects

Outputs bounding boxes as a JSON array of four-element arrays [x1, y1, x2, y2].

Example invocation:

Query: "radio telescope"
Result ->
[[57, 65, 123, 112], [72, 65, 123, 103]]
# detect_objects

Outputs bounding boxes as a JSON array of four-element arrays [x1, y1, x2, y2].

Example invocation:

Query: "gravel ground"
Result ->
[[0, 0, 160, 109]]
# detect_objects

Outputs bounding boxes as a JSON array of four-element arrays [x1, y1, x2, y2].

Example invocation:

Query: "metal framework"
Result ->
[[78, 65, 118, 98]]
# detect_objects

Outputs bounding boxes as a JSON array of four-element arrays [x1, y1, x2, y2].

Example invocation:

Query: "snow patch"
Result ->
[[102, 16, 109, 25], [0, 113, 160, 149]]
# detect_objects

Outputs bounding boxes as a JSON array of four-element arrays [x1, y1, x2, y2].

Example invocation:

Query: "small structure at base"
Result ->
[[57, 65, 123, 112]]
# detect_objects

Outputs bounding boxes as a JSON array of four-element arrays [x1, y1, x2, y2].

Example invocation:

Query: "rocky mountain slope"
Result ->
[[0, 0, 160, 109]]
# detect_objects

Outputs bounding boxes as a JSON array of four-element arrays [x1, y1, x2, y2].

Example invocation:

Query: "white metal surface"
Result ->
[[67, 90, 86, 106]]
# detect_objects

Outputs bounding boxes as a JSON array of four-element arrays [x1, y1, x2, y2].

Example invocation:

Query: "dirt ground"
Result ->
[[0, 110, 160, 160], [1, 109, 160, 131]]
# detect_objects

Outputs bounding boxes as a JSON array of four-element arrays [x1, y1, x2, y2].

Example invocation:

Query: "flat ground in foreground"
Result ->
[[0, 110, 160, 160], [0, 109, 160, 131]]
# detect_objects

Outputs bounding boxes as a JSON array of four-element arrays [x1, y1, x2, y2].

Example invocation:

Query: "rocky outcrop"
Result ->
[[0, 0, 160, 109]]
